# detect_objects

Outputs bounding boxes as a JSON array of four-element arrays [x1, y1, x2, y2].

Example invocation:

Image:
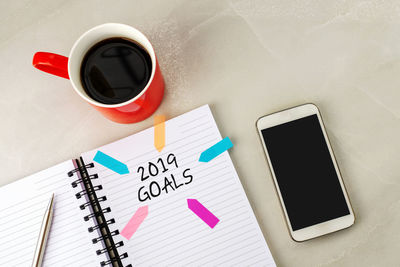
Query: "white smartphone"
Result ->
[[256, 103, 355, 242]]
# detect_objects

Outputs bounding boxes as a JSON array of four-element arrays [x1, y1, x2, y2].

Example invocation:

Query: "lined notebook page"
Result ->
[[0, 160, 100, 266], [82, 105, 276, 266]]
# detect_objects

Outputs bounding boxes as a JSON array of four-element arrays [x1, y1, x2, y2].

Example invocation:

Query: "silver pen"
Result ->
[[32, 193, 55, 267]]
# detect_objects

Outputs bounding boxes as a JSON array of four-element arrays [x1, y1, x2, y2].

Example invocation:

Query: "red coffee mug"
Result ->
[[33, 23, 164, 124]]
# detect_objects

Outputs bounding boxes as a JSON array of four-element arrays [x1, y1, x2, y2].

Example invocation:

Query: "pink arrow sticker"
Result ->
[[187, 199, 219, 228], [120, 205, 148, 240]]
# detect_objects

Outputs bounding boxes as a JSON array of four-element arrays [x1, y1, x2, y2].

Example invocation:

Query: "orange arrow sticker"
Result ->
[[154, 115, 166, 152]]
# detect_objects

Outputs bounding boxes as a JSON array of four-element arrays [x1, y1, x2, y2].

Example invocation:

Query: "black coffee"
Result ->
[[80, 38, 152, 104]]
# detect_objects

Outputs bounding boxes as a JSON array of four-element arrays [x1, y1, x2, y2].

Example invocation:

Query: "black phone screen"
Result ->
[[261, 114, 350, 231]]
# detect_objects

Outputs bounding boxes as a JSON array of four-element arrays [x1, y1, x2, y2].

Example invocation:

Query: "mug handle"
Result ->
[[32, 52, 69, 79]]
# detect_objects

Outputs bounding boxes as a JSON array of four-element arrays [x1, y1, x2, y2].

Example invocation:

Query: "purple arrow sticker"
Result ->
[[187, 199, 219, 228]]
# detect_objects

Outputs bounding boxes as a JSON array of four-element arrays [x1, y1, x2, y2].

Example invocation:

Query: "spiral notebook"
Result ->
[[0, 105, 276, 266]]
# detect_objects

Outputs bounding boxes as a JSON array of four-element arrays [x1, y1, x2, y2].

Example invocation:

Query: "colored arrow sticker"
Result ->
[[154, 115, 166, 152], [187, 199, 219, 228], [120, 205, 149, 240], [93, 151, 129, 175], [199, 137, 233, 162]]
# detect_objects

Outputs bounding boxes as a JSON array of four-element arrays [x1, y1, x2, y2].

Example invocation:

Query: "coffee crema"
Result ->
[[80, 37, 152, 105]]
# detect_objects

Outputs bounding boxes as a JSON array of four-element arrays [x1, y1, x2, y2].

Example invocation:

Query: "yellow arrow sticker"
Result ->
[[154, 115, 166, 152]]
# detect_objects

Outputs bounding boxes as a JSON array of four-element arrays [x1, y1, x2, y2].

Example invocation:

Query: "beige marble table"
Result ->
[[1, 0, 400, 266]]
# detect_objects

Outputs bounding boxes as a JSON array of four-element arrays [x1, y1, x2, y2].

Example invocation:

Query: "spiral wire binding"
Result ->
[[68, 157, 131, 267]]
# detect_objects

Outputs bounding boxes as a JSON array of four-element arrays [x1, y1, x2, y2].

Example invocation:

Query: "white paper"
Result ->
[[82, 105, 276, 266], [0, 160, 100, 266]]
